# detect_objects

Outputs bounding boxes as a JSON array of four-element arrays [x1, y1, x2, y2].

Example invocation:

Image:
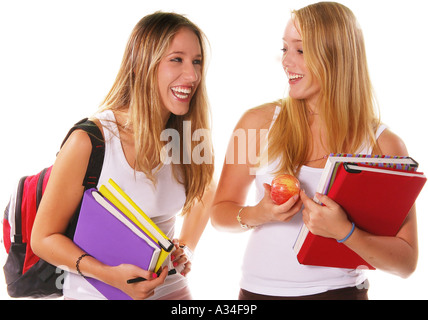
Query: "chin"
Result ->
[[289, 91, 312, 101], [175, 106, 190, 115], [288, 92, 304, 100], [170, 108, 190, 117]]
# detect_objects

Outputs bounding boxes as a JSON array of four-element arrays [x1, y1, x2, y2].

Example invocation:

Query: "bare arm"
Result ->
[[31, 129, 167, 299], [210, 104, 302, 232], [179, 180, 216, 251], [349, 129, 418, 277], [31, 129, 95, 270], [172, 181, 216, 276]]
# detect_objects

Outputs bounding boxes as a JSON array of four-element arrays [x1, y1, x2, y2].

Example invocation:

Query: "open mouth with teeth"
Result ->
[[287, 72, 304, 83], [171, 86, 193, 101]]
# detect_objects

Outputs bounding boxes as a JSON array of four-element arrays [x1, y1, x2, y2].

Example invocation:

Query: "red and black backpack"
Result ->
[[2, 118, 104, 298]]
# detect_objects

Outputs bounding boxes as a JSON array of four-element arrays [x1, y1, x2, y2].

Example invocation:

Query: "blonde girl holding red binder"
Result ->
[[31, 12, 214, 300], [210, 2, 418, 300]]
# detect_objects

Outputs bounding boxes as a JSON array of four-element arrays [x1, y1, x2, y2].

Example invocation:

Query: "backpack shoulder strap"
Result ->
[[61, 118, 105, 189], [62, 118, 105, 239]]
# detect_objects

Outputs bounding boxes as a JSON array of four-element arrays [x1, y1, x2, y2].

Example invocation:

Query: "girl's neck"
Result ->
[[306, 99, 320, 116]]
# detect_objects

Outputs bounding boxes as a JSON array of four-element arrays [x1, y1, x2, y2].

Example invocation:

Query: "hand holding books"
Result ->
[[108, 263, 169, 300], [300, 190, 355, 242], [73, 179, 183, 299]]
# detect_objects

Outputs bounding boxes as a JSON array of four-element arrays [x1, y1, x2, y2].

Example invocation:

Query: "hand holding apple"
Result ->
[[270, 174, 301, 205], [247, 179, 302, 226]]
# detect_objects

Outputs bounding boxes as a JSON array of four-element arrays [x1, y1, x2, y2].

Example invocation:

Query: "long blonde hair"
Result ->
[[98, 12, 214, 214], [268, 2, 381, 176]]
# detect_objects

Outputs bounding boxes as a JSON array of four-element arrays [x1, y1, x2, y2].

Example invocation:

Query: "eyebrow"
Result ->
[[282, 38, 303, 43], [166, 51, 202, 58]]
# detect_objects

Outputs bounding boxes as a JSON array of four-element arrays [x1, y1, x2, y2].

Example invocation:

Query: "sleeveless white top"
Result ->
[[240, 106, 387, 297], [63, 110, 187, 300]]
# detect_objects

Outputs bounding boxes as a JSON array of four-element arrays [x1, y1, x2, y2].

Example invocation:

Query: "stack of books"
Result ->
[[293, 154, 426, 270], [73, 179, 175, 300]]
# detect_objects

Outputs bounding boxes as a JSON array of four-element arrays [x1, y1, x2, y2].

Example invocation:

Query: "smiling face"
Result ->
[[157, 27, 202, 123], [282, 19, 321, 108]]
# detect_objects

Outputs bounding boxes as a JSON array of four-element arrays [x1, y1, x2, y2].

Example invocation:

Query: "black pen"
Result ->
[[127, 277, 146, 284], [127, 269, 177, 284]]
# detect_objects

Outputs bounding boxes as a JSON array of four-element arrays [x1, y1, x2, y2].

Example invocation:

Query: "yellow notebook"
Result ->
[[99, 179, 174, 272]]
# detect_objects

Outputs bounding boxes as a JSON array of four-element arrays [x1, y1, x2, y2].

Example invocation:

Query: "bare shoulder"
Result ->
[[377, 128, 409, 156], [236, 101, 279, 131], [62, 128, 92, 152], [55, 128, 94, 172], [61, 118, 104, 154]]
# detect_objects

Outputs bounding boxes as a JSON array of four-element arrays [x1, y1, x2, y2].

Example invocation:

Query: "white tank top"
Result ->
[[63, 110, 187, 300], [240, 106, 387, 297]]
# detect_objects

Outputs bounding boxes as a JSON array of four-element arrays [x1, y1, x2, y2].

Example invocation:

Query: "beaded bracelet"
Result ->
[[236, 207, 254, 230], [76, 253, 91, 277], [337, 222, 355, 243], [179, 244, 194, 261]]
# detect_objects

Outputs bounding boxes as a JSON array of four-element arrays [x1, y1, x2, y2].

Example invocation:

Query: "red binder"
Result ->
[[295, 163, 426, 269]]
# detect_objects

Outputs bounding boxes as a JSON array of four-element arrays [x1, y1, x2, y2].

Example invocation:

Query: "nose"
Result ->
[[183, 61, 200, 84], [282, 51, 295, 70]]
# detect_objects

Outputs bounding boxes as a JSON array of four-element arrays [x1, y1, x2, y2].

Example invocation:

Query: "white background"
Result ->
[[1, 0, 427, 300]]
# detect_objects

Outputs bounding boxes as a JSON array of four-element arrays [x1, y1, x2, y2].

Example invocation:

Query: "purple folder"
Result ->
[[73, 188, 160, 300]]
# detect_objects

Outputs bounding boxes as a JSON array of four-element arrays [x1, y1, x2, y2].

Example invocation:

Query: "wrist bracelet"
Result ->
[[236, 207, 254, 230], [337, 222, 355, 243], [76, 253, 91, 277], [179, 244, 194, 261]]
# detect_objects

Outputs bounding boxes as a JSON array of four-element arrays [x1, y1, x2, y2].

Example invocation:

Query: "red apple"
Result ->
[[270, 174, 300, 205]]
